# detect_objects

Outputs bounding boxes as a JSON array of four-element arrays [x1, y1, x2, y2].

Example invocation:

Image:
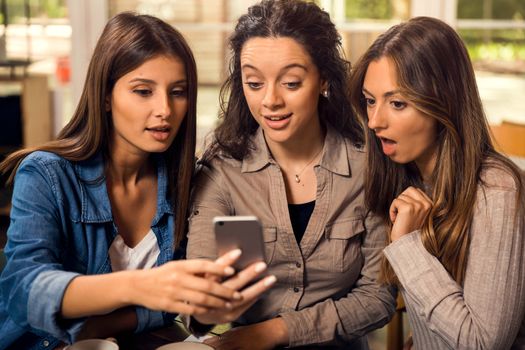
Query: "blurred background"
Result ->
[[0, 1, 524, 348]]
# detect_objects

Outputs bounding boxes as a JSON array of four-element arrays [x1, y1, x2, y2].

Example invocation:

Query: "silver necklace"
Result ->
[[294, 148, 323, 183]]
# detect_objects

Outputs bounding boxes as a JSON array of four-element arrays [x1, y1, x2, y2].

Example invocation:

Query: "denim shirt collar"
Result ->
[[74, 153, 173, 224], [241, 124, 355, 177]]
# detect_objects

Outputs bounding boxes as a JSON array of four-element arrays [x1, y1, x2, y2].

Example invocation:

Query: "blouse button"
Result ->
[[295, 262, 301, 268], [293, 287, 300, 293]]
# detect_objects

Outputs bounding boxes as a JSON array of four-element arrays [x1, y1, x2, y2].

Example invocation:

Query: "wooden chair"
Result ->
[[387, 294, 406, 350], [490, 121, 525, 157]]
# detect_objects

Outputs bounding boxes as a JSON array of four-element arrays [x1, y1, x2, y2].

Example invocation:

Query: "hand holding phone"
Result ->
[[213, 216, 266, 272]]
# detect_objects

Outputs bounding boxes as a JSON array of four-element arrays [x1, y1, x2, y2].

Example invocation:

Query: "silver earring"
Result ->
[[322, 90, 329, 98]]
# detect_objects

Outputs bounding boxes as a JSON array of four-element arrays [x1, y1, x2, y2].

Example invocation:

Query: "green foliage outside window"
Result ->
[[345, 0, 392, 19], [1, 0, 67, 24]]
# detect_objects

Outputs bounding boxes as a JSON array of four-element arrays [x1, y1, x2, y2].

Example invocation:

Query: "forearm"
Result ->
[[61, 270, 136, 318], [77, 306, 138, 339], [279, 290, 394, 347]]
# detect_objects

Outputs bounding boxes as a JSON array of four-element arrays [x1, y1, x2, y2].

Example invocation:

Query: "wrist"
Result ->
[[265, 318, 289, 347], [119, 270, 138, 306]]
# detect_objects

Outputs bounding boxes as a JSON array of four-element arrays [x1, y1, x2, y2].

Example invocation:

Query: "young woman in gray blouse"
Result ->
[[350, 16, 525, 349], [185, 0, 396, 348]]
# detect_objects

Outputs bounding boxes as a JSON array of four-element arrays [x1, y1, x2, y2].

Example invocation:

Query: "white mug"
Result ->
[[156, 342, 213, 350], [64, 339, 119, 350]]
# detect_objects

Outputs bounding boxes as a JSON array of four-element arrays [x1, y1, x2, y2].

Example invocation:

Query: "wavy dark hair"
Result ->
[[349, 16, 523, 285], [0, 12, 197, 248], [204, 0, 363, 161]]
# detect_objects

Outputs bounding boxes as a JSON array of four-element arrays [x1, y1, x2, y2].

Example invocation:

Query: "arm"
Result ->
[[0, 157, 240, 342], [0, 157, 85, 342], [204, 211, 396, 349], [187, 164, 232, 261], [384, 188, 525, 349], [277, 211, 397, 347]]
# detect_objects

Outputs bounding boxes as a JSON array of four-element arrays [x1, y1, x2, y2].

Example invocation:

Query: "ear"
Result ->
[[320, 79, 329, 99], [320, 79, 328, 92], [105, 96, 111, 112]]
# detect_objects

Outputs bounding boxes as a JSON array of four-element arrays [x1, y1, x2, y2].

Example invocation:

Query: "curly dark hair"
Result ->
[[204, 0, 363, 161]]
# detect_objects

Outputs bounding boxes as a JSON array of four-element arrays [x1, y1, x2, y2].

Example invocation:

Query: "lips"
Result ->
[[264, 113, 292, 121], [262, 113, 292, 130], [377, 135, 397, 156], [146, 126, 171, 132], [146, 125, 172, 141]]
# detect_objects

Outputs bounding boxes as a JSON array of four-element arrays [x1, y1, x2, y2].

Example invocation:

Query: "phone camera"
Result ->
[[218, 221, 224, 226]]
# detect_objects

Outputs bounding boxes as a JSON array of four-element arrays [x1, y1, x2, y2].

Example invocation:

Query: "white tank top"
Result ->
[[109, 229, 160, 271]]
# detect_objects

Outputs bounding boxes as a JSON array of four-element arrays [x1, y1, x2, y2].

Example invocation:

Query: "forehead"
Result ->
[[121, 54, 186, 81], [240, 37, 315, 70], [363, 57, 399, 92]]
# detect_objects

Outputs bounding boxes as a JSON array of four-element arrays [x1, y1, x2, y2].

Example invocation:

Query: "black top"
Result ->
[[288, 200, 316, 243]]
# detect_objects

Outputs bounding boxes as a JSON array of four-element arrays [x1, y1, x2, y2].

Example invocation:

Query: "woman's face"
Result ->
[[362, 57, 438, 178], [240, 36, 326, 147], [109, 54, 188, 157]]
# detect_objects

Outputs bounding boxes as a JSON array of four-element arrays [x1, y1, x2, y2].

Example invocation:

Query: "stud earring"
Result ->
[[322, 90, 329, 98]]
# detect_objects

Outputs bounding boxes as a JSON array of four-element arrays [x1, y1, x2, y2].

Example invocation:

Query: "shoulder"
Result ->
[[17, 151, 73, 180], [479, 159, 522, 193]]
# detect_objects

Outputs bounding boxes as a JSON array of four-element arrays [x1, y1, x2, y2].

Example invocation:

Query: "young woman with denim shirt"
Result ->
[[0, 12, 271, 349]]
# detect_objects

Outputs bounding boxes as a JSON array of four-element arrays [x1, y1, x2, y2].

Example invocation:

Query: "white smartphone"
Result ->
[[213, 215, 266, 272]]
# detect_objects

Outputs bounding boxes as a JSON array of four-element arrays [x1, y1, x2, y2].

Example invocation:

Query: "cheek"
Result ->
[[243, 92, 261, 118]]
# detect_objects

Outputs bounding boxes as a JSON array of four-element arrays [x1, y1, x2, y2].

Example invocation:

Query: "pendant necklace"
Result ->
[[294, 148, 323, 183]]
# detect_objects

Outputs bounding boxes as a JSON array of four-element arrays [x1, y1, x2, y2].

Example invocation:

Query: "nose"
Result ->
[[367, 103, 387, 131], [262, 84, 283, 109], [154, 92, 171, 119]]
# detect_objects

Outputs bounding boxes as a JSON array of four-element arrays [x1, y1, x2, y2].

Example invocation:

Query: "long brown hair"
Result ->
[[204, 0, 363, 161], [0, 12, 197, 248], [349, 16, 523, 285]]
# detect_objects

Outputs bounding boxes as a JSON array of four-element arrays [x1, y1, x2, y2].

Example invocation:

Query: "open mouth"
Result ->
[[264, 113, 292, 121], [379, 136, 396, 145], [146, 126, 171, 133]]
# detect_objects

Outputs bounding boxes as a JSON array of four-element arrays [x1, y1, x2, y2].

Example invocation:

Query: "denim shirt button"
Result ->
[[42, 340, 50, 347]]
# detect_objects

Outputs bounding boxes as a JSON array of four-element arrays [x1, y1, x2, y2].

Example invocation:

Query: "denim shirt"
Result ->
[[0, 151, 179, 349]]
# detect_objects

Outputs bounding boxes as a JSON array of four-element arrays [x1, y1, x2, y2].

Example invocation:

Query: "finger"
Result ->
[[400, 187, 432, 206], [176, 274, 242, 301], [165, 300, 209, 315], [397, 191, 431, 214], [389, 197, 408, 223], [215, 249, 242, 266], [414, 187, 433, 205], [203, 335, 219, 346], [237, 275, 277, 303], [222, 261, 267, 290], [177, 259, 236, 278], [176, 288, 234, 309]]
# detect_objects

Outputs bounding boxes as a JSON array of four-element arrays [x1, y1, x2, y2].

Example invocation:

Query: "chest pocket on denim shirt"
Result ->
[[322, 218, 365, 273], [262, 227, 277, 265]]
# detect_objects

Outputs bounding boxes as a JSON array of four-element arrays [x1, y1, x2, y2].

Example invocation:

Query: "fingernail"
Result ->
[[255, 262, 267, 273], [224, 266, 235, 275], [233, 292, 242, 300], [264, 275, 277, 286], [225, 302, 232, 309], [230, 249, 242, 259]]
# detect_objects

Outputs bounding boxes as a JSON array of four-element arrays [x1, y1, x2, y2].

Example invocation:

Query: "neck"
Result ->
[[415, 145, 438, 184], [266, 123, 325, 168], [107, 146, 153, 187]]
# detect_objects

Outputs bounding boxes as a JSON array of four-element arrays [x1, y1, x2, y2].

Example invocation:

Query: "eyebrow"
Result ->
[[362, 87, 401, 98], [241, 63, 308, 73], [128, 78, 187, 85]]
